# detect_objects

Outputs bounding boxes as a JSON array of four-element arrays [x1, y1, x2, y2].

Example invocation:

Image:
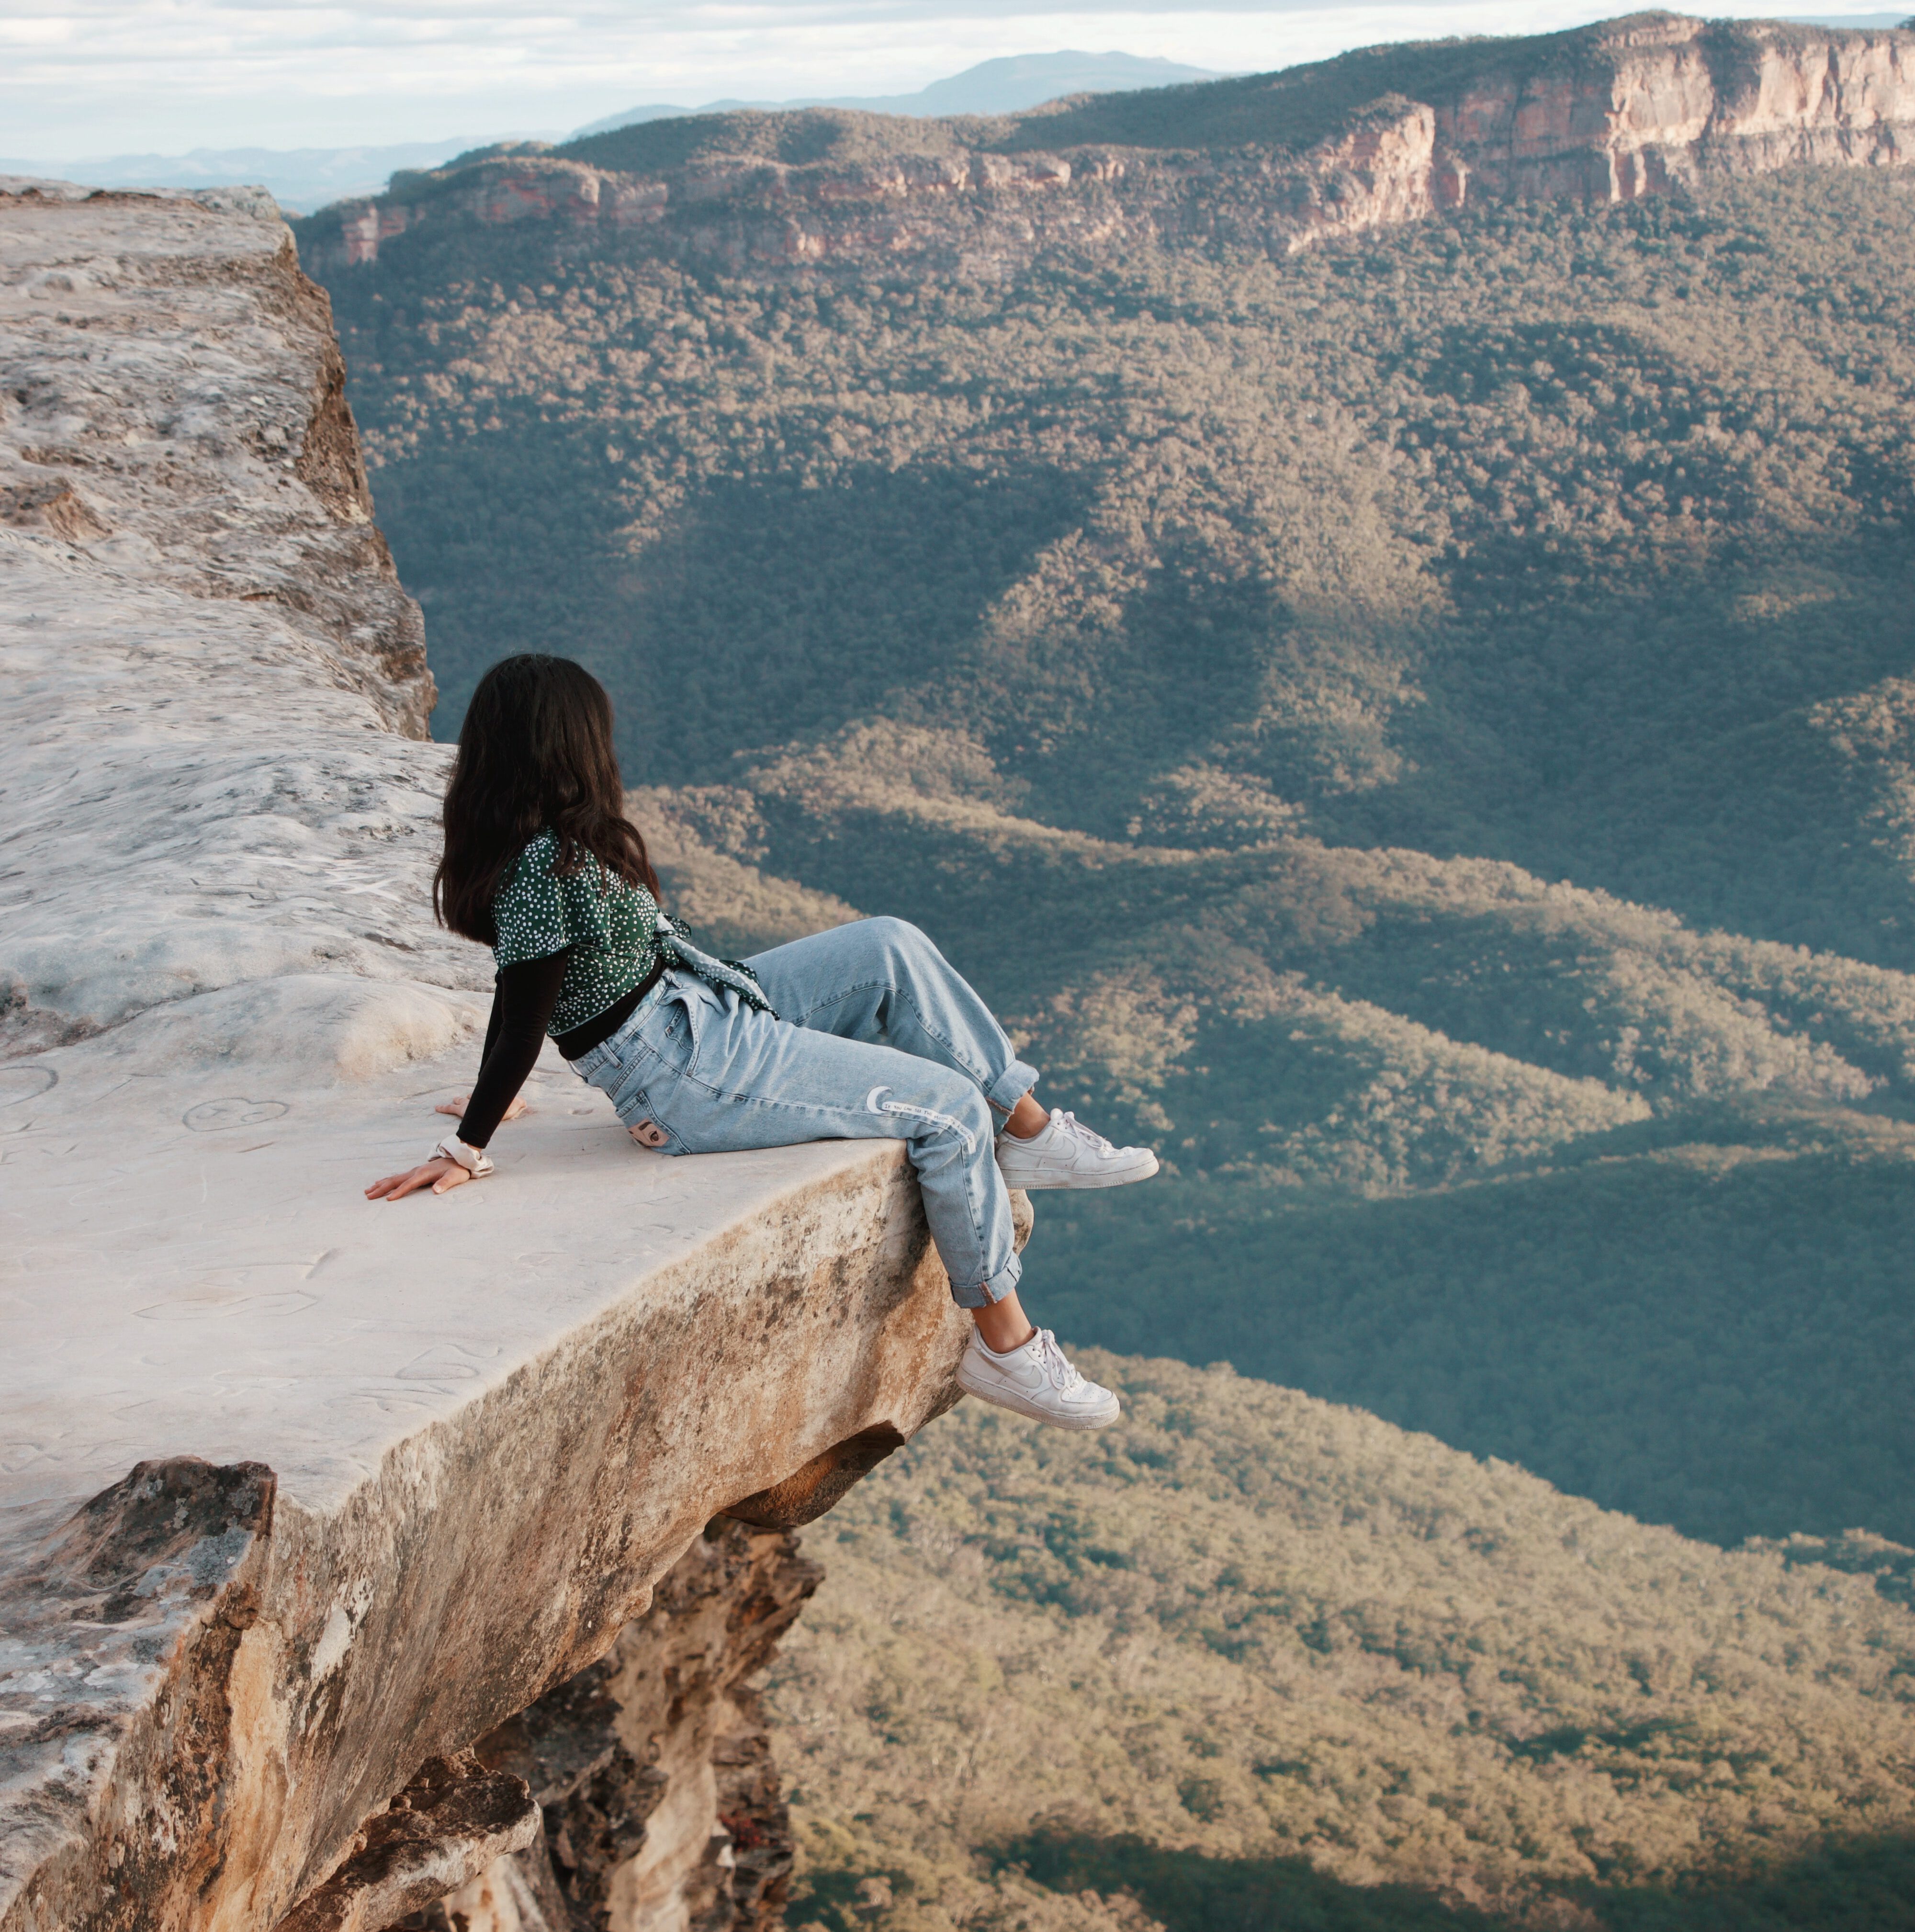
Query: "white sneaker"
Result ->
[[956, 1328, 1121, 1430], [995, 1108, 1160, 1190]]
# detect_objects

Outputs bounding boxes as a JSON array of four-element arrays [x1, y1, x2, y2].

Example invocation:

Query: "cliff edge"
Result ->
[[0, 183, 977, 1932]]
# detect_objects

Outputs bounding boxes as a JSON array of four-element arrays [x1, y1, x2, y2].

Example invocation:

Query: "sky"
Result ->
[[2, 0, 1900, 161]]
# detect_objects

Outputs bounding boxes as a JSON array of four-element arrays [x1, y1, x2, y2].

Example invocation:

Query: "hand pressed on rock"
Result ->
[[365, 1157, 472, 1202]]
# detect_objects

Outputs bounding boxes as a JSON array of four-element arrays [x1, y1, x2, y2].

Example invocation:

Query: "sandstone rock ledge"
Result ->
[[0, 184, 981, 1932]]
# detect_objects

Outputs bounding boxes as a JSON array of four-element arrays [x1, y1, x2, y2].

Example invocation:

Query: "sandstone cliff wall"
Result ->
[[0, 185, 988, 1932], [299, 12, 1915, 279], [1435, 11, 1915, 205], [298, 1522, 824, 1932]]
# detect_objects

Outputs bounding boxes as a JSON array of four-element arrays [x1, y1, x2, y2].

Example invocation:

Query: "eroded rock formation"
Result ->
[[457, 1521, 819, 1932], [290, 1521, 822, 1932], [0, 185, 993, 1932], [0, 178, 430, 734], [299, 12, 1915, 278]]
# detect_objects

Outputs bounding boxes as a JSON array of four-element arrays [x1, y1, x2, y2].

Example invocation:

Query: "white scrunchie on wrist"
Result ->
[[433, 1136, 495, 1178]]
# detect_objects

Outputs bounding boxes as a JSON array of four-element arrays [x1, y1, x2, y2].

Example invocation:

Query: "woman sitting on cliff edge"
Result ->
[[365, 654, 1159, 1429]]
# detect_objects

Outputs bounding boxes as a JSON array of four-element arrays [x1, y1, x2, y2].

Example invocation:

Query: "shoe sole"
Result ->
[[955, 1364, 1121, 1430], [996, 1150, 1161, 1191]]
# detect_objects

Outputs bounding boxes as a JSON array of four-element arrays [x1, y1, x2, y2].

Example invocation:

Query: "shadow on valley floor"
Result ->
[[1036, 1129, 1915, 1549], [587, 462, 1095, 786], [367, 413, 1093, 784], [982, 1830, 1915, 1932], [1000, 1835, 1501, 1931]]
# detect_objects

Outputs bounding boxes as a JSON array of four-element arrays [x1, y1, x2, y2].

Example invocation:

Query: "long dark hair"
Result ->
[[434, 655, 660, 944]]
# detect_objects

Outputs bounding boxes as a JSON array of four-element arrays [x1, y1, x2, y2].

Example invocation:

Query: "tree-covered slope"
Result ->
[[325, 166, 1915, 960], [311, 157, 1915, 1554], [766, 1354, 1915, 1932]]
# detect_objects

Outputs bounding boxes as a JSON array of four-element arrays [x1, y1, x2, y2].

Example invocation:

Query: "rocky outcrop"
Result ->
[[301, 108, 1442, 276], [0, 178, 431, 734], [277, 1755, 544, 1932], [445, 1521, 822, 1932], [297, 13, 1915, 278], [1430, 11, 1915, 204], [0, 186, 994, 1932], [299, 1522, 821, 1932]]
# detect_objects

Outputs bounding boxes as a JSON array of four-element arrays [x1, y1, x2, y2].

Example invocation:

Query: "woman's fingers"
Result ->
[[364, 1159, 466, 1201]]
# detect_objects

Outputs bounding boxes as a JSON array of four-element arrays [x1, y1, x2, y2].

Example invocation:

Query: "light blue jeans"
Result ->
[[570, 918, 1040, 1307]]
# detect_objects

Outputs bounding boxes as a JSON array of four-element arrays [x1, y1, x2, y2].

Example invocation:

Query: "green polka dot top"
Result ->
[[492, 829, 772, 1035]]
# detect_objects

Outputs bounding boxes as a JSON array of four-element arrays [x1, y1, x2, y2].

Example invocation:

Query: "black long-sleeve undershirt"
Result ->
[[457, 952, 569, 1149]]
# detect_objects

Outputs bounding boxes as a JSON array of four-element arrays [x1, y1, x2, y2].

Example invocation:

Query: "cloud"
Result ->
[[2, 0, 1887, 161]]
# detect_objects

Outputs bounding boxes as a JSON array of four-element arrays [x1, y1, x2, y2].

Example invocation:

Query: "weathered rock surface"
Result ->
[[424, 1521, 822, 1932], [276, 1754, 543, 1932], [298, 12, 1915, 279], [0, 178, 430, 737], [0, 185, 979, 1931]]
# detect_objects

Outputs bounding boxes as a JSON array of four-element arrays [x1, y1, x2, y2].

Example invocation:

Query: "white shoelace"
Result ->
[[1031, 1329, 1083, 1391], [1051, 1110, 1116, 1156]]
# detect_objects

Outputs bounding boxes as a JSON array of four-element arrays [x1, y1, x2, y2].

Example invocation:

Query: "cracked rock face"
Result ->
[[402, 1521, 823, 1932], [0, 184, 983, 1932], [276, 1754, 543, 1932]]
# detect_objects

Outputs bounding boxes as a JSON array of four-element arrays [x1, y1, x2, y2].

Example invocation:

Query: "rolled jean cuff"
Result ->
[[983, 1058, 1040, 1115], [949, 1246, 1023, 1311]]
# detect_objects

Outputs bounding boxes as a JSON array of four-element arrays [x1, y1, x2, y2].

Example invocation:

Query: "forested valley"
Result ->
[[299, 44, 1915, 1922]]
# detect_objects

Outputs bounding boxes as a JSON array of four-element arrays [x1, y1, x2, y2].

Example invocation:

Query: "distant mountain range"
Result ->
[[12, 25, 1901, 213], [0, 51, 1221, 215], [568, 51, 1223, 138], [0, 140, 490, 216], [298, 11, 1915, 280]]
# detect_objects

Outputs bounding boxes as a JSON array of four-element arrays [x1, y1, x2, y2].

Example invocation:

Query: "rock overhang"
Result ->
[[2, 1058, 967, 1931], [0, 178, 972, 1932], [3, 1050, 963, 1521]]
